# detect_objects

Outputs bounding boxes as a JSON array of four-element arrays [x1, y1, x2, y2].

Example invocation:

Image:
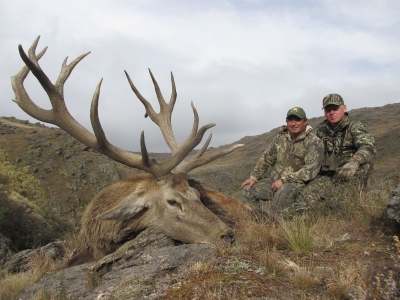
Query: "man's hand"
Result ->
[[337, 158, 360, 179], [271, 179, 284, 192], [241, 179, 256, 190]]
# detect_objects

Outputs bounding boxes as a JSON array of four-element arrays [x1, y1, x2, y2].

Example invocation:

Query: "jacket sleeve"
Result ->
[[350, 122, 376, 164], [285, 136, 324, 184], [249, 135, 279, 182]]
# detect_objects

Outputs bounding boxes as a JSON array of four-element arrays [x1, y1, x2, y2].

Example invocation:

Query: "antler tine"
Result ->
[[27, 36, 42, 68], [18, 45, 47, 83], [176, 142, 245, 173], [148, 69, 170, 109], [140, 131, 152, 167], [193, 133, 213, 159], [187, 101, 199, 140], [55, 52, 90, 97], [124, 70, 157, 119], [169, 72, 177, 110], [90, 78, 108, 148]]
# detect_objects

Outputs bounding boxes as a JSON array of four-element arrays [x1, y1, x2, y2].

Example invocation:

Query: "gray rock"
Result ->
[[44, 165, 53, 173], [63, 152, 73, 160], [2, 241, 64, 274], [17, 229, 215, 300], [382, 184, 400, 227]]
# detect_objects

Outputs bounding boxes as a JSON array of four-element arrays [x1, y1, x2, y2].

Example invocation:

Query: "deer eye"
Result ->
[[167, 199, 181, 208]]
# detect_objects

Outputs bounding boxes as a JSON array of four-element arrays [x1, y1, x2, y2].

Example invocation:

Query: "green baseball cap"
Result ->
[[322, 94, 344, 109], [287, 107, 307, 119]]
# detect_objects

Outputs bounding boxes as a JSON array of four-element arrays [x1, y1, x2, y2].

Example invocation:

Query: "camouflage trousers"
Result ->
[[286, 164, 372, 217], [242, 178, 304, 215]]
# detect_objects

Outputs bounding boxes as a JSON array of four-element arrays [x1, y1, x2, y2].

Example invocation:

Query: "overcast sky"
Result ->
[[1, 0, 399, 152]]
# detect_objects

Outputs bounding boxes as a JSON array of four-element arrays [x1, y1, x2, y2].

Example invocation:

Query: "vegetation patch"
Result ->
[[0, 142, 45, 203], [0, 248, 63, 300]]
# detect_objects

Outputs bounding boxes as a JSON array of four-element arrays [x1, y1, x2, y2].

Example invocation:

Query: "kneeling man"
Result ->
[[241, 107, 324, 215]]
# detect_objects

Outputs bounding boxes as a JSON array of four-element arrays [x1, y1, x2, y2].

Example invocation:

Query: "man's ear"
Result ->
[[343, 105, 347, 112]]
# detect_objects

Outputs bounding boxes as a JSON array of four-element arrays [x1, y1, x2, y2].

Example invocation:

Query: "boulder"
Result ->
[[17, 228, 215, 299], [382, 184, 400, 231], [2, 241, 64, 274]]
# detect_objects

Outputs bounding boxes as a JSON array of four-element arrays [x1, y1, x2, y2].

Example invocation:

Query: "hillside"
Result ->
[[0, 102, 399, 249], [1, 103, 400, 299]]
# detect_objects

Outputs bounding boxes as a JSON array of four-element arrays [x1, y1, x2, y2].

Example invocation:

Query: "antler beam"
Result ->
[[11, 36, 244, 179]]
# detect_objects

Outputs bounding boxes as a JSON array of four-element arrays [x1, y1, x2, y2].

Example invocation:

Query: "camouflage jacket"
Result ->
[[315, 114, 376, 172], [250, 125, 324, 184]]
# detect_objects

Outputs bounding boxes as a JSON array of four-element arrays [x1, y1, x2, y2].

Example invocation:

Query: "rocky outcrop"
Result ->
[[16, 229, 215, 299], [2, 241, 64, 275], [382, 184, 400, 231]]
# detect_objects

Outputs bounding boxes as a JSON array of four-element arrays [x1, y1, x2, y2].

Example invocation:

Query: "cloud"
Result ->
[[1, 0, 399, 153]]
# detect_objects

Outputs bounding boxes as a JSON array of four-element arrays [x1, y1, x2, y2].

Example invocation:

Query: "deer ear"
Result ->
[[96, 193, 149, 221]]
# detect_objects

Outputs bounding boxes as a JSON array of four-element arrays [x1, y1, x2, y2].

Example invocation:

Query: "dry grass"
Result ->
[[233, 209, 284, 253], [62, 230, 86, 262], [165, 177, 400, 299], [280, 215, 312, 253], [0, 248, 63, 300]]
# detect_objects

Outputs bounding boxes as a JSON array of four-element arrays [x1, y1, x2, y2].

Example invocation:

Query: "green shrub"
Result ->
[[0, 192, 62, 251], [0, 146, 45, 203]]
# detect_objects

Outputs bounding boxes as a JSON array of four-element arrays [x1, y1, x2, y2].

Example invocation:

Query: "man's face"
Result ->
[[324, 104, 347, 127], [286, 116, 308, 137]]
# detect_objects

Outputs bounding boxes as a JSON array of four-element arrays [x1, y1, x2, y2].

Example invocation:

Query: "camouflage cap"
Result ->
[[322, 94, 344, 109], [287, 107, 307, 119]]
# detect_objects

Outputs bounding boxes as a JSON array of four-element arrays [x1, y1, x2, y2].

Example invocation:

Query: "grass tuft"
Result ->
[[0, 248, 63, 300], [280, 215, 312, 253]]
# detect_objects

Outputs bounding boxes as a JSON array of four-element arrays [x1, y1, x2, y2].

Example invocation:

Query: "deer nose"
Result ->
[[221, 228, 235, 244]]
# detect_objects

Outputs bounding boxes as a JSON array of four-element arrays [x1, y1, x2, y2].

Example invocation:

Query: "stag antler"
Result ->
[[11, 36, 244, 179]]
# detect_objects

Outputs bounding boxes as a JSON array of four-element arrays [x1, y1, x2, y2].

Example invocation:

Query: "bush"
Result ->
[[0, 192, 62, 251]]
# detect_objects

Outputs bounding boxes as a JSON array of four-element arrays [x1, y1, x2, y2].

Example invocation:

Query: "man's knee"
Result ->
[[242, 178, 272, 202], [242, 186, 256, 202], [272, 182, 303, 210]]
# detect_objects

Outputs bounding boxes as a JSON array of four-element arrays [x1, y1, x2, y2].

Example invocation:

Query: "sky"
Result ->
[[1, 0, 399, 152]]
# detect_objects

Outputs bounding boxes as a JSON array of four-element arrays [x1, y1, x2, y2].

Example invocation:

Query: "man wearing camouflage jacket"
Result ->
[[293, 94, 377, 213], [316, 93, 376, 182], [241, 107, 324, 214]]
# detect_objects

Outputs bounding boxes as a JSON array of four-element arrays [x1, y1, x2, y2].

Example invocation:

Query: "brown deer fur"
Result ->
[[75, 173, 243, 262]]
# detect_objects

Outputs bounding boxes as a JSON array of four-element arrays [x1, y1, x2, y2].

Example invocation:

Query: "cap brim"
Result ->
[[287, 114, 306, 119], [322, 103, 341, 109]]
